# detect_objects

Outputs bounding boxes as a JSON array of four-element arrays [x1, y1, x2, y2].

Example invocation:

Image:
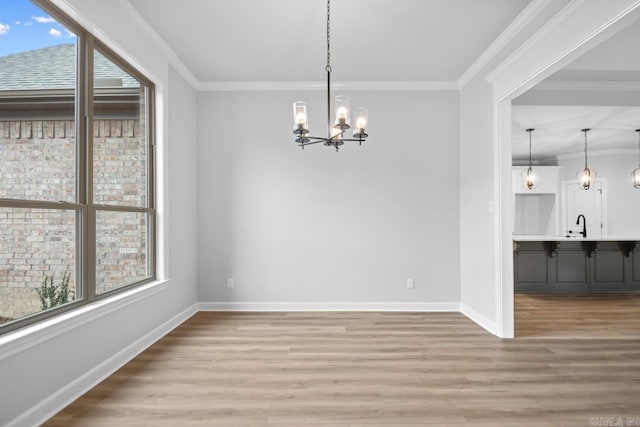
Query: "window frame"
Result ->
[[0, 0, 156, 335]]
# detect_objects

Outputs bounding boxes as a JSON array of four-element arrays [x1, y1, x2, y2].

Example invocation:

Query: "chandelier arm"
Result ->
[[299, 139, 328, 146]]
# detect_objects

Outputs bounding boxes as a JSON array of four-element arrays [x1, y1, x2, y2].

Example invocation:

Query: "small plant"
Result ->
[[37, 271, 74, 310]]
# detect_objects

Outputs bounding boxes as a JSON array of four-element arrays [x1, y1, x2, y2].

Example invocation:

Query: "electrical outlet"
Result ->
[[227, 278, 234, 288], [407, 278, 415, 289]]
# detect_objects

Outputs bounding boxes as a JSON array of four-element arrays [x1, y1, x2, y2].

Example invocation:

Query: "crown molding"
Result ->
[[52, 0, 200, 90], [458, 0, 551, 88], [197, 80, 459, 92], [50, 0, 153, 83], [531, 80, 640, 91], [556, 148, 637, 160], [55, 1, 459, 93], [486, 0, 588, 84], [118, 0, 200, 90]]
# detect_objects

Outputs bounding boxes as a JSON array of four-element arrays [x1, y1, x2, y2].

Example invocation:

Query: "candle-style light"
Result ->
[[334, 95, 350, 129], [353, 108, 368, 143], [293, 102, 309, 139]]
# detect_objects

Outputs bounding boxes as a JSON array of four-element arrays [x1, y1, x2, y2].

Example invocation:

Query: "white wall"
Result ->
[[459, 0, 574, 335], [513, 194, 557, 235], [197, 90, 460, 306], [558, 153, 640, 236], [459, 79, 498, 327], [0, 0, 199, 424]]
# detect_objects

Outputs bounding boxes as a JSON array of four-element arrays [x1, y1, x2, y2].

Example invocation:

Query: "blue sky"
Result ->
[[0, 0, 76, 57]]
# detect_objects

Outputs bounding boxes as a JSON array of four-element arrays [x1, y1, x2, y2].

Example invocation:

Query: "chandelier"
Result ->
[[292, 0, 369, 151]]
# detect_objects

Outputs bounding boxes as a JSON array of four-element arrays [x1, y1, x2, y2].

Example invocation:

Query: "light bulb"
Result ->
[[522, 167, 537, 190], [525, 174, 536, 189], [356, 117, 366, 130], [580, 169, 593, 190], [296, 112, 306, 125], [336, 106, 347, 119]]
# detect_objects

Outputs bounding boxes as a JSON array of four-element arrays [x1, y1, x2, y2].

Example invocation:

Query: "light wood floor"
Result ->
[[45, 294, 640, 426], [516, 294, 640, 339]]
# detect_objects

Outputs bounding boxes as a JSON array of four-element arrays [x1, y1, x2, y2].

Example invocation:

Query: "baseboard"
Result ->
[[198, 301, 460, 312], [460, 303, 498, 336], [6, 303, 198, 427]]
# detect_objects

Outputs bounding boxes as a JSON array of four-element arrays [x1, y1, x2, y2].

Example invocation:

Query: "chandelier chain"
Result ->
[[326, 0, 332, 72]]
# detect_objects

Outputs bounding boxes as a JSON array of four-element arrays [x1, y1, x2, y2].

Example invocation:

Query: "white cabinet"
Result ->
[[512, 166, 560, 194], [512, 166, 561, 236]]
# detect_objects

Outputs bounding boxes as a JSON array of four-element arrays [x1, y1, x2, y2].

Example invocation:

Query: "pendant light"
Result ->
[[522, 128, 537, 190], [577, 128, 596, 190], [633, 129, 640, 189]]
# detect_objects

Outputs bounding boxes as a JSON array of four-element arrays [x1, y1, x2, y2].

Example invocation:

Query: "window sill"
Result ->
[[0, 279, 168, 361]]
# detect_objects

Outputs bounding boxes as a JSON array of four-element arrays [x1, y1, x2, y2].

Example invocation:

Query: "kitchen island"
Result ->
[[513, 235, 640, 294]]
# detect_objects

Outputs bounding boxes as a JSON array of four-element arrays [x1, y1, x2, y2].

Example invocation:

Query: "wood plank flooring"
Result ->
[[45, 295, 640, 426], [516, 294, 640, 339]]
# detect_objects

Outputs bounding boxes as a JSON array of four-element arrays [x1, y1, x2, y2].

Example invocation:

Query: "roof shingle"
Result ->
[[0, 43, 139, 91]]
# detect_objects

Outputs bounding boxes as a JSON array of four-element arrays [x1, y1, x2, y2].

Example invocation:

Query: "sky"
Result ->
[[0, 0, 76, 57]]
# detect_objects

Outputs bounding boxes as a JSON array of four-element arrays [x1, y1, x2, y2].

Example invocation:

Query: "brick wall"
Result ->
[[0, 119, 148, 322]]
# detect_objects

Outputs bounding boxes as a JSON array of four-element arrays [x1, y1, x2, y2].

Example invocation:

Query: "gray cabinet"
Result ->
[[554, 242, 589, 293], [514, 240, 640, 294]]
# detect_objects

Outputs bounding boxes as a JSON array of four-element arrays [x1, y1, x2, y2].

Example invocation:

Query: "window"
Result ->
[[0, 0, 155, 333]]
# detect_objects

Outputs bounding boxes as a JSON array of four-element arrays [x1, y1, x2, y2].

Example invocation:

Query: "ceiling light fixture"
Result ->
[[292, 0, 368, 151], [578, 128, 596, 190], [633, 129, 640, 189], [522, 128, 537, 190]]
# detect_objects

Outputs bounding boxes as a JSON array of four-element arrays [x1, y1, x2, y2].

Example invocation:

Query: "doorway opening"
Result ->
[[493, 2, 640, 338]]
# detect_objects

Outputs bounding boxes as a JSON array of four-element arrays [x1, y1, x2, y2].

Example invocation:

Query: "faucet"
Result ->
[[576, 214, 587, 238]]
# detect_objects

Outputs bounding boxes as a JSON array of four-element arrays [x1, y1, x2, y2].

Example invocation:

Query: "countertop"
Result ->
[[513, 235, 640, 241]]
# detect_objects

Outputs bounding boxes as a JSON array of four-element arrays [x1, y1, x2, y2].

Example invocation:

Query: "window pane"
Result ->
[[0, 208, 78, 325], [0, 0, 77, 202], [96, 210, 148, 294], [93, 50, 148, 208]]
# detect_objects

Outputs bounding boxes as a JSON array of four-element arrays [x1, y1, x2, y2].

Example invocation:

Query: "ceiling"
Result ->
[[512, 18, 640, 160], [125, 0, 640, 158], [128, 0, 531, 82], [512, 106, 640, 159]]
